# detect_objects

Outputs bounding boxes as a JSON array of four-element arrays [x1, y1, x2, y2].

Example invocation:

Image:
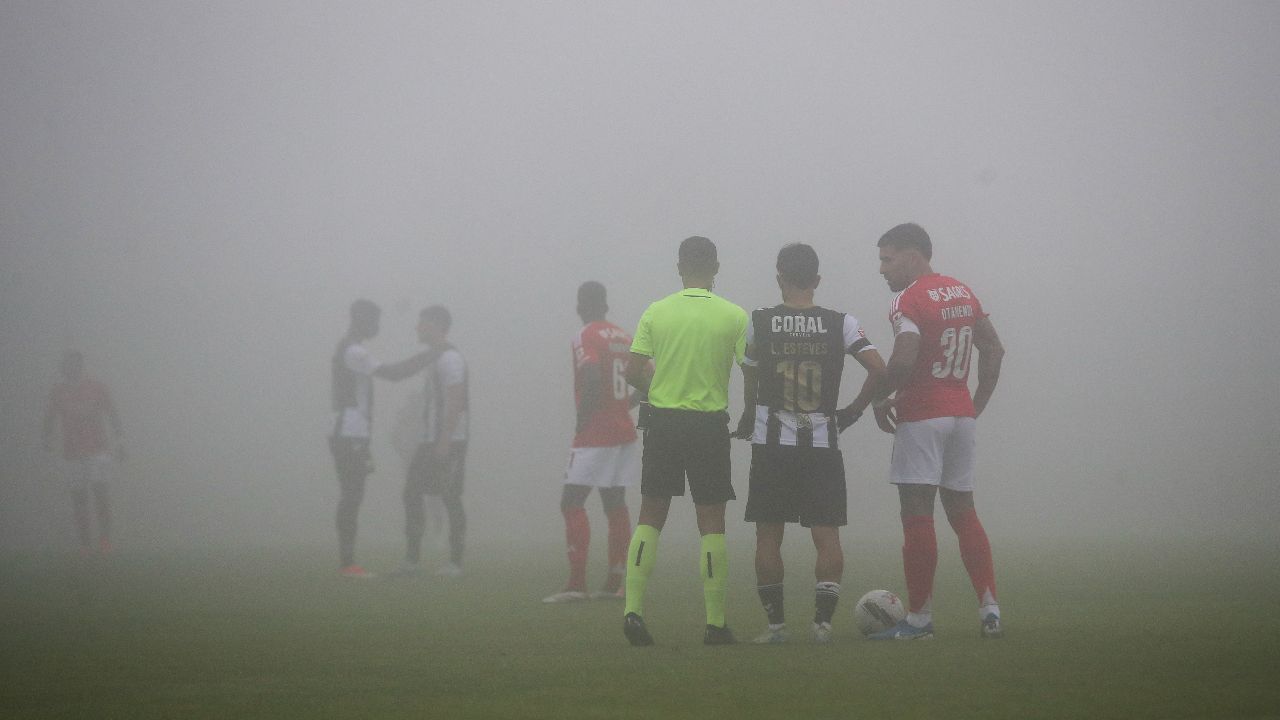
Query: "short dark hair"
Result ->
[[776, 243, 819, 289], [877, 223, 932, 260], [678, 236, 718, 276], [350, 298, 381, 324], [420, 305, 452, 332], [577, 281, 607, 310]]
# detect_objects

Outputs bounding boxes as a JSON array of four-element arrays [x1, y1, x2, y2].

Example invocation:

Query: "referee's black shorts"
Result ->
[[745, 443, 846, 527], [640, 407, 735, 505]]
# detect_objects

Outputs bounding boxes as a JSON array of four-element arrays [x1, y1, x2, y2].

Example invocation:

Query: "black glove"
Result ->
[[836, 406, 862, 432], [731, 411, 754, 440]]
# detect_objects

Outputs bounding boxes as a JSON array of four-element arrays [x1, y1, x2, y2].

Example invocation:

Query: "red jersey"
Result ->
[[571, 321, 638, 448], [890, 273, 988, 422], [48, 378, 115, 459]]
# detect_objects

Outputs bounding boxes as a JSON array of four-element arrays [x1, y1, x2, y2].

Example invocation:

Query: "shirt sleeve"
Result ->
[[741, 315, 758, 367], [733, 308, 748, 365], [843, 314, 875, 355], [344, 344, 382, 376], [630, 307, 654, 357], [891, 291, 922, 337], [437, 350, 466, 387]]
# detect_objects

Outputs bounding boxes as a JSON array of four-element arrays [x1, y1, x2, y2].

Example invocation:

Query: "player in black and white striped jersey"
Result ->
[[731, 243, 887, 643]]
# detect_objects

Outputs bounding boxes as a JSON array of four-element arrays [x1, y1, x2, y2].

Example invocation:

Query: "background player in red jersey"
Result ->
[[41, 350, 123, 556], [543, 282, 639, 603], [868, 223, 1007, 640]]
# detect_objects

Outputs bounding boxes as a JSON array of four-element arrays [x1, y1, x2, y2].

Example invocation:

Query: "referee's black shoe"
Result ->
[[624, 612, 654, 646], [703, 624, 737, 645]]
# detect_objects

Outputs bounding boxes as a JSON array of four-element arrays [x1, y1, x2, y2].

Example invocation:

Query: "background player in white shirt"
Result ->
[[400, 305, 470, 577], [330, 299, 436, 579]]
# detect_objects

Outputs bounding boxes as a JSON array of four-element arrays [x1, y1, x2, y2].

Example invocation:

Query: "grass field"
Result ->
[[2, 536, 1278, 719]]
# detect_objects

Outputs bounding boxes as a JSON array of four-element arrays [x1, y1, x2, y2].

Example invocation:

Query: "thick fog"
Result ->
[[2, 1, 1277, 553]]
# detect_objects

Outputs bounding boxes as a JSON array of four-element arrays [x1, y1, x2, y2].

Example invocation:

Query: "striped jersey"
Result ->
[[743, 304, 875, 448]]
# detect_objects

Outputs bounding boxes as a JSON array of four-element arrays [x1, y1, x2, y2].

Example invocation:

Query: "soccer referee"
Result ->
[[622, 236, 749, 646]]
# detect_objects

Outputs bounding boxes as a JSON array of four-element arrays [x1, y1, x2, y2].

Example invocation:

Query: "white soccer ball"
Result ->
[[853, 589, 906, 636]]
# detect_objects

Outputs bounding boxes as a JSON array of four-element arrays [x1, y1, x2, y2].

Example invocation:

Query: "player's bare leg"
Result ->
[[440, 493, 465, 574], [401, 478, 427, 569], [809, 525, 842, 641], [941, 488, 1001, 637], [753, 522, 786, 643]]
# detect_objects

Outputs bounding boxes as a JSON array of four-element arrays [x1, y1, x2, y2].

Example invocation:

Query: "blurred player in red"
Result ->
[[543, 282, 639, 603], [41, 350, 123, 556], [868, 224, 1007, 640]]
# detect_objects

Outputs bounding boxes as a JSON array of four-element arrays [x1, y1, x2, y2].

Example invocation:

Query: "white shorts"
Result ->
[[564, 441, 640, 489], [66, 453, 114, 490], [889, 417, 976, 492]]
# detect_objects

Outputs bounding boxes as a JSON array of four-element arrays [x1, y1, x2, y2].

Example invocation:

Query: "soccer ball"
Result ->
[[853, 589, 906, 636]]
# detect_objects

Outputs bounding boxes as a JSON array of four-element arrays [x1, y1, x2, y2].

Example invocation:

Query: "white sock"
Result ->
[[906, 611, 932, 628]]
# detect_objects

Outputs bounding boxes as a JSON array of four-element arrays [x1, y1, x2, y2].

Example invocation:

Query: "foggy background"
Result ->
[[2, 0, 1277, 557]]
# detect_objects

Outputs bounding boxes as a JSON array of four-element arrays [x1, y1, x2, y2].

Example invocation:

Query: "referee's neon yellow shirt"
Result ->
[[631, 288, 748, 412]]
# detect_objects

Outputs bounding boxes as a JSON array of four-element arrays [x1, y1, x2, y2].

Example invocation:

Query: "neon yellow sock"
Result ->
[[700, 533, 728, 627], [624, 524, 660, 617]]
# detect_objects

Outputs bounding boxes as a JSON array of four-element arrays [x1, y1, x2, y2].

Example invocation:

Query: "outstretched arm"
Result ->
[[374, 348, 440, 382], [971, 316, 1005, 417]]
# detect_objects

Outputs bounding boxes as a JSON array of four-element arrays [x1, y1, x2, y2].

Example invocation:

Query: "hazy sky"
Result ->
[[2, 1, 1277, 552]]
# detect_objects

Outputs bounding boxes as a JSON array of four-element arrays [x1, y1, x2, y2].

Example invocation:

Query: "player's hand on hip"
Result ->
[[872, 398, 897, 434], [836, 406, 862, 433]]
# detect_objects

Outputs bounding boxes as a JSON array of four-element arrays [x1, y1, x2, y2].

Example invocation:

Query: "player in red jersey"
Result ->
[[867, 223, 1007, 640], [41, 351, 123, 556], [542, 282, 640, 603]]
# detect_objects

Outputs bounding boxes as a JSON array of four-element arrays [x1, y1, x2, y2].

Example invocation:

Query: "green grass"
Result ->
[[2, 537, 1278, 719]]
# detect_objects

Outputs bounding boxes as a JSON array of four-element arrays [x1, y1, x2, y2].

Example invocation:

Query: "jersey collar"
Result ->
[[680, 287, 714, 298]]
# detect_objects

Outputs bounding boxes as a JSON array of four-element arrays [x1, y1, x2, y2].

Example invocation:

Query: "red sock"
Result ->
[[562, 507, 589, 592], [949, 507, 997, 605], [605, 504, 631, 573], [901, 514, 937, 614]]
